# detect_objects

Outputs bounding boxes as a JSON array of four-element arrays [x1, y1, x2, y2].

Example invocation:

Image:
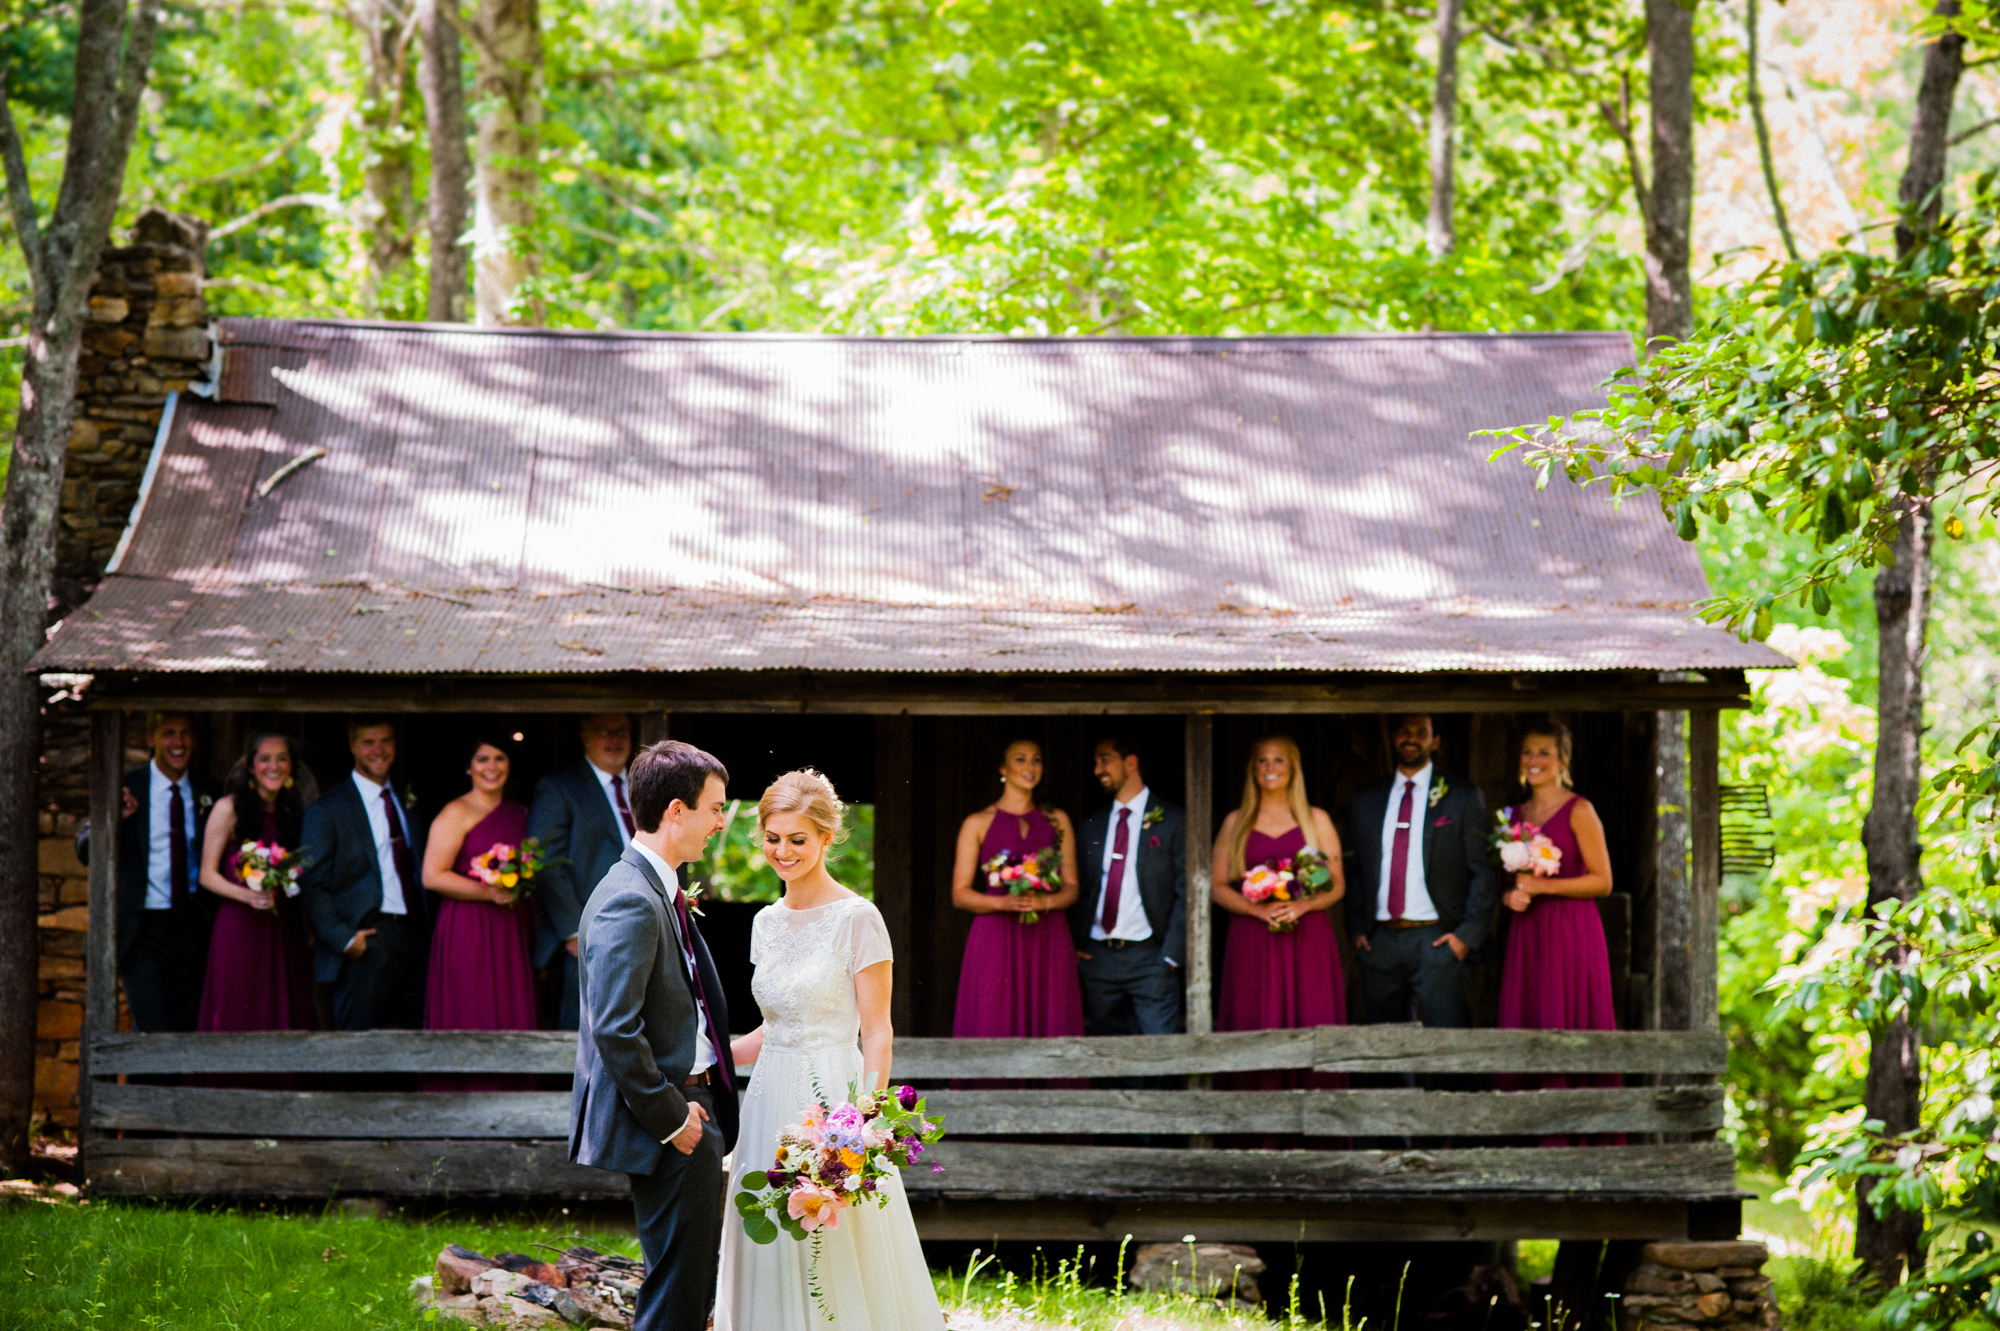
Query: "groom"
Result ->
[[570, 740, 738, 1331]]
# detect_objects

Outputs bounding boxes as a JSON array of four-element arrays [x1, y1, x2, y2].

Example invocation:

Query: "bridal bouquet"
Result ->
[[469, 838, 546, 900], [981, 846, 1062, 925], [734, 1084, 944, 1245], [233, 841, 305, 898], [1492, 809, 1562, 877], [1240, 847, 1333, 932]]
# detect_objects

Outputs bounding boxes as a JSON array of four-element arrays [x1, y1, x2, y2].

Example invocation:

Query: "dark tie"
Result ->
[[379, 786, 416, 911], [1387, 779, 1415, 920], [168, 782, 191, 910], [610, 774, 636, 838], [672, 885, 733, 1092], [1100, 806, 1132, 934]]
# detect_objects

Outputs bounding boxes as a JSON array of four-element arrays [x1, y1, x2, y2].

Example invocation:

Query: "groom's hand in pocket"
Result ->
[[670, 1100, 710, 1155]]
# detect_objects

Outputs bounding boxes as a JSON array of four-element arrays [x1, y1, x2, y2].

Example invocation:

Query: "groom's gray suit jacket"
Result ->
[[569, 845, 737, 1176]]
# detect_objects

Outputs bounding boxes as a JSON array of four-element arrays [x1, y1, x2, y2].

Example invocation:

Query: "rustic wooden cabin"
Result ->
[[32, 319, 1785, 1252]]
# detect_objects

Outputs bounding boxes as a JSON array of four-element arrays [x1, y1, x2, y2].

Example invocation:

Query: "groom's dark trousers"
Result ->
[[570, 846, 736, 1331]]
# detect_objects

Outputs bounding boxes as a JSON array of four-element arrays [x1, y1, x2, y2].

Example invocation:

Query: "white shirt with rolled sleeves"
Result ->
[[1090, 786, 1155, 943], [144, 762, 198, 910], [631, 840, 716, 1146], [1376, 762, 1440, 923]]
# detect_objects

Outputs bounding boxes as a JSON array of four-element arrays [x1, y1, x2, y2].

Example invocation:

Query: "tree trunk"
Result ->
[[417, 0, 471, 321], [1425, 0, 1463, 260], [1643, 0, 1696, 346], [470, 0, 543, 326], [1745, 0, 1800, 262], [1855, 6, 1960, 1282], [349, 0, 418, 315], [0, 0, 162, 1178]]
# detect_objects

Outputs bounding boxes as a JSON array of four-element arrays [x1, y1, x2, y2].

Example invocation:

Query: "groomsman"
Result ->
[[1071, 735, 1186, 1036], [299, 717, 430, 1031], [1347, 714, 1496, 1028], [76, 712, 219, 1033], [529, 713, 636, 1031]]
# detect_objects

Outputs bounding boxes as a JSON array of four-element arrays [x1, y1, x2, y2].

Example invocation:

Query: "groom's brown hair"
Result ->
[[629, 740, 729, 833]]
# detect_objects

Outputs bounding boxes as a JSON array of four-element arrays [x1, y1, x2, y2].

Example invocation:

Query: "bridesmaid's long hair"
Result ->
[[223, 730, 314, 848], [1226, 735, 1317, 880]]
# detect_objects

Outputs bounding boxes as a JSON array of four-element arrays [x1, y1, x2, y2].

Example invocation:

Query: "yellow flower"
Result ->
[[500, 873, 518, 888], [838, 1149, 863, 1171]]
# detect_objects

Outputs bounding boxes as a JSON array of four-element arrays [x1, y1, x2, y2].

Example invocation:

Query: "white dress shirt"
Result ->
[[351, 770, 410, 916], [145, 762, 198, 910], [1376, 763, 1440, 922], [590, 761, 635, 848], [1091, 787, 1155, 943], [632, 841, 716, 1076]]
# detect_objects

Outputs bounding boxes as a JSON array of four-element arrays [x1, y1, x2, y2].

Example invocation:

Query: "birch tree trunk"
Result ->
[[1643, 0, 1696, 346], [1425, 0, 1463, 259], [349, 0, 418, 314], [469, 0, 543, 326], [417, 0, 471, 321], [1855, 0, 1961, 1289], [0, 0, 163, 1176]]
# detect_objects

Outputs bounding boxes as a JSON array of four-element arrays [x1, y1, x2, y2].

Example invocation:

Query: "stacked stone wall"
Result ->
[[1619, 1241, 1780, 1331], [33, 207, 209, 1131]]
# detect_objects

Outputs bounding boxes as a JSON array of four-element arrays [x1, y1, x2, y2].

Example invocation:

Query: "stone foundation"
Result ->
[[1619, 1241, 1779, 1331]]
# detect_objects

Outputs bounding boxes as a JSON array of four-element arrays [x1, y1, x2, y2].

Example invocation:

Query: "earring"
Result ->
[[283, 776, 294, 789]]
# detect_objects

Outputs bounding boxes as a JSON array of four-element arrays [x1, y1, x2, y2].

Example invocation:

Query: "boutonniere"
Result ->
[[1428, 777, 1449, 809], [1142, 805, 1165, 829], [685, 882, 706, 918], [196, 793, 213, 812], [403, 786, 420, 812]]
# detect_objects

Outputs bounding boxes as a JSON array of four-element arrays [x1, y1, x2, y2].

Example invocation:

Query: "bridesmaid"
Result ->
[[950, 739, 1086, 1044], [1496, 720, 1620, 1143], [1212, 736, 1347, 1094], [421, 732, 538, 1091], [197, 730, 318, 1079]]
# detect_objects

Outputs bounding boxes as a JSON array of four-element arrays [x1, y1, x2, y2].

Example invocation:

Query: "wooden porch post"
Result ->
[[875, 714, 914, 1033], [1653, 710, 1690, 1032], [81, 708, 123, 1167], [1184, 713, 1214, 1035], [638, 712, 670, 746], [1688, 709, 1721, 1032]]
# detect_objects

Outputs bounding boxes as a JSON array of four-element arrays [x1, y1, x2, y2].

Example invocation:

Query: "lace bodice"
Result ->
[[749, 895, 894, 1054]]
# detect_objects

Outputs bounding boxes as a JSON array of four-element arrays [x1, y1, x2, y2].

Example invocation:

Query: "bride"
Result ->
[[716, 770, 946, 1330]]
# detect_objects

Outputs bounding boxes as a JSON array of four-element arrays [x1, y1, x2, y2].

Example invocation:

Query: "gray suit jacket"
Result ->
[[570, 846, 737, 1176]]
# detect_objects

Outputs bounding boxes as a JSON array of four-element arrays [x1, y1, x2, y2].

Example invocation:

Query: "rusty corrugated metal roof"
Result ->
[[34, 321, 1790, 676]]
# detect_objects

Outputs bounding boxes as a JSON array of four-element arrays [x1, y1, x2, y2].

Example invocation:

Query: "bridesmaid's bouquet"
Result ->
[[233, 841, 305, 898], [1492, 809, 1563, 876], [734, 1084, 944, 1246], [981, 845, 1062, 925], [1240, 847, 1333, 932], [468, 838, 546, 901]]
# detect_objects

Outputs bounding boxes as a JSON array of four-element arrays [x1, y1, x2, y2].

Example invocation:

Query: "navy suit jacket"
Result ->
[[571, 846, 738, 1175], [298, 776, 430, 983], [75, 764, 220, 963], [1070, 797, 1187, 966], [526, 760, 628, 968], [1345, 773, 1498, 952]]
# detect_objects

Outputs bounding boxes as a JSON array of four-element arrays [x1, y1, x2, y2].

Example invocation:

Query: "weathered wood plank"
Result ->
[[907, 1198, 1707, 1244], [90, 1084, 574, 1138], [82, 709, 123, 1160], [902, 1141, 1738, 1202], [86, 1138, 626, 1199], [88, 1026, 1727, 1077], [925, 1086, 1723, 1137], [1689, 708, 1721, 1035], [1184, 714, 1214, 1035], [88, 1030, 581, 1075]]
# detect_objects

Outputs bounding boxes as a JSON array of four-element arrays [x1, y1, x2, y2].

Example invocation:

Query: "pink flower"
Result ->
[[1528, 836, 1563, 876], [787, 1183, 845, 1232]]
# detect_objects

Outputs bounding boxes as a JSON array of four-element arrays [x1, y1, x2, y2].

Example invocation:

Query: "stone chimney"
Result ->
[[56, 207, 213, 614]]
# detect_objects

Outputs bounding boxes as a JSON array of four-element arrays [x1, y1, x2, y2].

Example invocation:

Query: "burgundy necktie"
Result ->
[[1100, 806, 1132, 934], [672, 885, 733, 1092], [380, 786, 416, 911], [611, 774, 636, 838], [168, 782, 191, 910], [1387, 779, 1415, 920]]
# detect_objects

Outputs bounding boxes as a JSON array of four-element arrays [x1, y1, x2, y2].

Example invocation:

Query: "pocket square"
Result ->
[[1148, 835, 1162, 848], [1433, 815, 1451, 827]]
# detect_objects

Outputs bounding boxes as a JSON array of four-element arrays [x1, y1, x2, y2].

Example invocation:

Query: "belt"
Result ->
[[685, 1069, 715, 1088], [1097, 937, 1158, 951], [1376, 918, 1436, 931]]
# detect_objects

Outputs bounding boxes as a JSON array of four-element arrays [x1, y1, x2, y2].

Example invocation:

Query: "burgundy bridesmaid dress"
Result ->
[[423, 800, 538, 1093], [197, 805, 316, 1087], [1496, 795, 1622, 1144], [951, 807, 1087, 1042], [1217, 826, 1347, 1099]]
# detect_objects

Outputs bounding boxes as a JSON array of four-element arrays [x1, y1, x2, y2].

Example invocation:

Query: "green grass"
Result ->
[[935, 1241, 1355, 1328]]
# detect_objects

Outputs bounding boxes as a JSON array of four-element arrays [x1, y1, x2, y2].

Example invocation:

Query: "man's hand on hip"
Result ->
[[1432, 932, 1469, 962], [669, 1100, 710, 1155]]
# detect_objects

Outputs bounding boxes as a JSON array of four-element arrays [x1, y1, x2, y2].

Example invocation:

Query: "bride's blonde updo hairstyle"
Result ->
[[758, 768, 848, 844]]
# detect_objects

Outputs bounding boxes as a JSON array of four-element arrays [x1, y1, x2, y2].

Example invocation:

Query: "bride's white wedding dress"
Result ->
[[716, 893, 945, 1330]]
